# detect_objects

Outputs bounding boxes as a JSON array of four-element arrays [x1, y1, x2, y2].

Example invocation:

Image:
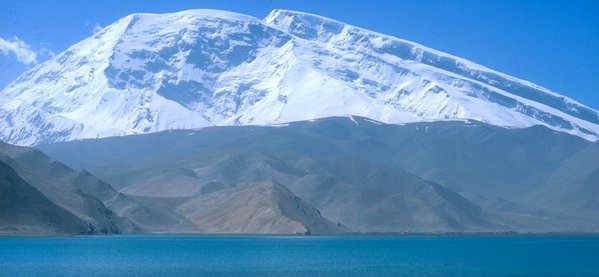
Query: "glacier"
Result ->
[[0, 9, 598, 145]]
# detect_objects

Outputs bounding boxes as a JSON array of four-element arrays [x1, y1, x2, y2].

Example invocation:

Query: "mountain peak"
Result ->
[[125, 9, 260, 22], [1, 9, 597, 145], [264, 9, 349, 42]]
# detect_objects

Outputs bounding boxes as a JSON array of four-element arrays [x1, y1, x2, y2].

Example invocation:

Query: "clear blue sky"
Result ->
[[1, 0, 598, 109]]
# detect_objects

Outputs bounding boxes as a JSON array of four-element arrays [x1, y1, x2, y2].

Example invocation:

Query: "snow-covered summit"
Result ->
[[1, 9, 598, 145]]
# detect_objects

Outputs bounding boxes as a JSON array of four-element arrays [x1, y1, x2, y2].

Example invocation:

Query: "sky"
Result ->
[[1, 0, 598, 109]]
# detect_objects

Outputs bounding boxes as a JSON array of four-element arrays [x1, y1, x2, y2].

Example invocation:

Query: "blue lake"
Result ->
[[0, 235, 598, 276]]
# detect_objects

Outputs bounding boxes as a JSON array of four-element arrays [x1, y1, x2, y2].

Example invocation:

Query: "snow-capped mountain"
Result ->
[[1, 9, 598, 145]]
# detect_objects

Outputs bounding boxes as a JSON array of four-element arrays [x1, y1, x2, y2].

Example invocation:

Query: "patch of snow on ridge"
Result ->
[[268, 123, 290, 128], [363, 118, 383, 125], [348, 115, 358, 126]]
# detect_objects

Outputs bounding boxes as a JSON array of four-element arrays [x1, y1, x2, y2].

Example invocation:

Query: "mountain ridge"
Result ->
[[38, 117, 599, 232], [1, 9, 598, 145], [0, 139, 347, 235]]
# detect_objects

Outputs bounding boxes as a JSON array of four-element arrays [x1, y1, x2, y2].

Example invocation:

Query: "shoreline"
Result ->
[[2, 231, 599, 238]]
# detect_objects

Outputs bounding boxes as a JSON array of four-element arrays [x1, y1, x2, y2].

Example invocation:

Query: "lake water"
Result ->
[[0, 235, 598, 276]]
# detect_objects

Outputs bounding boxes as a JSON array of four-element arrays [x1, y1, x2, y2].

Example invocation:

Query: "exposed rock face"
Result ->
[[178, 180, 345, 234]]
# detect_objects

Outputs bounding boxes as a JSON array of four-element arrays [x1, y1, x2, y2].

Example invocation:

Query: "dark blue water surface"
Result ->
[[0, 235, 598, 276]]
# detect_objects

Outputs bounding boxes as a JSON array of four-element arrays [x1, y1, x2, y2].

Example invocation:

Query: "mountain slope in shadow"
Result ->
[[0, 160, 89, 234], [0, 141, 193, 234]]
